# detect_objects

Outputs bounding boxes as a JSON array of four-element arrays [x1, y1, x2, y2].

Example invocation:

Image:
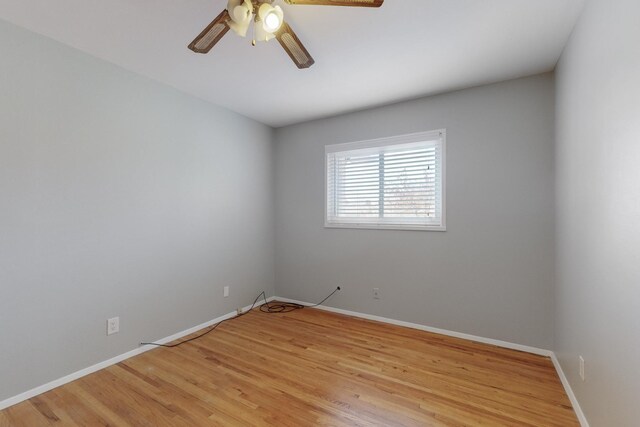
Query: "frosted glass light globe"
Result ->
[[265, 12, 281, 31]]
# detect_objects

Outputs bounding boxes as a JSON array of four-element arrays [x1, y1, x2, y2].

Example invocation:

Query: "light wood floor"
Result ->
[[0, 305, 579, 426]]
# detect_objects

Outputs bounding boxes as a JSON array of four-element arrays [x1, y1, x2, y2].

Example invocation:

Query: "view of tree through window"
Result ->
[[383, 146, 436, 218]]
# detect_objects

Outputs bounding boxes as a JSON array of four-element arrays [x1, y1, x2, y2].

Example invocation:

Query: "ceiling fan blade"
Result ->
[[284, 0, 383, 7], [188, 9, 231, 54], [275, 22, 315, 69]]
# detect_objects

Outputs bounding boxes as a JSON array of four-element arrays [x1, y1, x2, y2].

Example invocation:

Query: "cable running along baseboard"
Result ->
[[140, 287, 340, 348]]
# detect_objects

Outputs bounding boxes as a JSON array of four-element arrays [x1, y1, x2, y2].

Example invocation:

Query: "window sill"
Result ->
[[324, 222, 446, 232]]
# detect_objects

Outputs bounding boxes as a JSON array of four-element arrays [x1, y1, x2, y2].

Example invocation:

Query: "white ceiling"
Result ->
[[1, 0, 583, 127]]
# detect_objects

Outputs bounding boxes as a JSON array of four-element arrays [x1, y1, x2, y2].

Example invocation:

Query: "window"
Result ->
[[325, 130, 446, 231]]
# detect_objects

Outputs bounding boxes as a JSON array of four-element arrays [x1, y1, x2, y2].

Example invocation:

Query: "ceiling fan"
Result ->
[[188, 0, 384, 69]]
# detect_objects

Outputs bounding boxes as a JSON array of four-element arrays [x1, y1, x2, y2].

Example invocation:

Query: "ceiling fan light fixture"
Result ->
[[228, 19, 250, 37], [254, 21, 276, 42], [227, 0, 253, 37], [265, 13, 280, 31], [258, 4, 284, 33]]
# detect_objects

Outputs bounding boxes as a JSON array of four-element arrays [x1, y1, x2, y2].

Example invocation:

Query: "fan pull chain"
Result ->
[[251, 17, 257, 46]]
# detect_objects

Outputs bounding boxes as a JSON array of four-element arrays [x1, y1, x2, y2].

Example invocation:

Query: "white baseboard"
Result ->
[[275, 296, 589, 427], [0, 296, 276, 411], [274, 296, 553, 356], [550, 353, 590, 427]]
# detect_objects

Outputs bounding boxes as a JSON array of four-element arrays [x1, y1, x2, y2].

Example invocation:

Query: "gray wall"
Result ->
[[0, 20, 275, 402], [555, 0, 640, 425], [274, 74, 556, 349]]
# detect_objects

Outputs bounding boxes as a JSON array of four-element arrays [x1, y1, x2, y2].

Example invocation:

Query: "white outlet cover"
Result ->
[[107, 317, 120, 336], [579, 356, 585, 381], [223, 286, 229, 298]]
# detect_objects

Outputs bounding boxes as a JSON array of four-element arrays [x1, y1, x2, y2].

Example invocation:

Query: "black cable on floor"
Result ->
[[259, 286, 340, 313], [140, 286, 340, 348], [140, 291, 267, 348]]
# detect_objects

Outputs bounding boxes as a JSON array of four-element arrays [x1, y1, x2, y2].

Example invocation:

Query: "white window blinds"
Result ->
[[326, 130, 445, 230]]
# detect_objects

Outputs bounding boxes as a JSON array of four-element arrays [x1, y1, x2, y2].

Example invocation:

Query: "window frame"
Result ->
[[324, 129, 447, 232]]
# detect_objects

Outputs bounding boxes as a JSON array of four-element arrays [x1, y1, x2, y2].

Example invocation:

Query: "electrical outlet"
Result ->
[[107, 317, 120, 336], [373, 288, 380, 299], [579, 356, 585, 381], [224, 286, 229, 298]]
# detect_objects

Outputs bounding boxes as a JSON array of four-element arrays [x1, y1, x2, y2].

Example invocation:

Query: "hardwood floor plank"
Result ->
[[0, 401, 55, 427], [0, 305, 579, 426]]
